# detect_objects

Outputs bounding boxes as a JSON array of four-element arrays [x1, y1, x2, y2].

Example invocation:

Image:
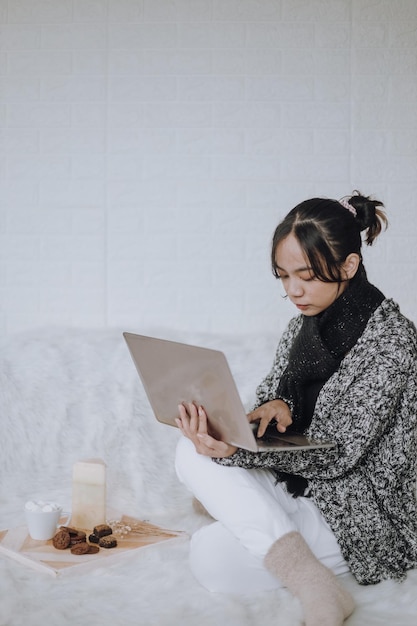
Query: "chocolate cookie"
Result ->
[[69, 531, 87, 545], [93, 524, 112, 538], [70, 541, 90, 555], [88, 533, 100, 543], [52, 529, 71, 550], [98, 535, 117, 549], [60, 526, 79, 536]]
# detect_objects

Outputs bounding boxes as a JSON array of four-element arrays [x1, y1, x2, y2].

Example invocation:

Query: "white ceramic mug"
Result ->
[[24, 501, 70, 541]]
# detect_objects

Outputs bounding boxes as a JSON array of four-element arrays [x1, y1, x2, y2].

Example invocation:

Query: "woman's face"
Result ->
[[274, 234, 348, 316]]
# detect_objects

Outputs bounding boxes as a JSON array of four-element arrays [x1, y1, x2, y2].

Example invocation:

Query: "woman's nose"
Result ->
[[287, 279, 304, 297]]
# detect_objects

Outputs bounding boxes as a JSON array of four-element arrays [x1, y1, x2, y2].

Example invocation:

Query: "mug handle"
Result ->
[[58, 511, 72, 528]]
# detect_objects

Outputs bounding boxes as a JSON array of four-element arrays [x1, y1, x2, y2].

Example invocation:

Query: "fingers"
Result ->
[[247, 406, 276, 437], [187, 401, 198, 432], [247, 401, 293, 437], [176, 402, 208, 438], [274, 410, 293, 433], [197, 405, 208, 433], [175, 403, 189, 435], [257, 416, 272, 438], [276, 420, 289, 433], [175, 403, 235, 458]]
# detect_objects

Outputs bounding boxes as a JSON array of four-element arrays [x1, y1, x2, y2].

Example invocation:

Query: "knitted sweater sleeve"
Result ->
[[215, 304, 417, 482]]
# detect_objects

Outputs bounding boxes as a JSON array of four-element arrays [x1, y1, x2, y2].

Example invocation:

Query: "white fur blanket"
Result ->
[[0, 328, 416, 626]]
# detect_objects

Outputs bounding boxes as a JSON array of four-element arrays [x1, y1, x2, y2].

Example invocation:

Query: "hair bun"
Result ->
[[346, 190, 388, 245]]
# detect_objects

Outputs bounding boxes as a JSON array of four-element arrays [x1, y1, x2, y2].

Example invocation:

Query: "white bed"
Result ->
[[0, 328, 416, 626]]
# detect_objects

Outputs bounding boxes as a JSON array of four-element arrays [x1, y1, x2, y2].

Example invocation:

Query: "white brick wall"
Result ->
[[0, 0, 416, 336]]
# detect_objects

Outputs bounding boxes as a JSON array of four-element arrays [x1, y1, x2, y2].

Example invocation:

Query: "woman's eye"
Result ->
[[275, 272, 315, 281]]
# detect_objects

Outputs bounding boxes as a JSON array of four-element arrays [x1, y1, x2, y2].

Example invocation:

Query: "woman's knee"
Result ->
[[189, 522, 281, 594]]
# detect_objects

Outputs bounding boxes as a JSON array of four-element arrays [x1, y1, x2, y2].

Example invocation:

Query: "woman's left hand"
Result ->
[[175, 402, 238, 458]]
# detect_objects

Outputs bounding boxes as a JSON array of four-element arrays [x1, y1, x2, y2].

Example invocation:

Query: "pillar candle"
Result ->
[[71, 458, 106, 531]]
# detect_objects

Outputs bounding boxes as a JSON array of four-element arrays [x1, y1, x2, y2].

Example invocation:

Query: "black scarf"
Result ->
[[275, 266, 384, 496]]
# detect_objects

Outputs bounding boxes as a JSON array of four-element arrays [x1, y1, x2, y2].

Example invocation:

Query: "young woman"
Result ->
[[174, 192, 417, 626]]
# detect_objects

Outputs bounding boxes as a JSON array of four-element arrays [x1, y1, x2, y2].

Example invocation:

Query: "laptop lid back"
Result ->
[[123, 332, 258, 452]]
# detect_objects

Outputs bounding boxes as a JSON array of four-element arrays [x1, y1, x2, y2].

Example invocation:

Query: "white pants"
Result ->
[[175, 437, 349, 594]]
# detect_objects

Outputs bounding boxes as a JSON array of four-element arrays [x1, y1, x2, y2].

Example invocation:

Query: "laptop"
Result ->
[[123, 332, 335, 454]]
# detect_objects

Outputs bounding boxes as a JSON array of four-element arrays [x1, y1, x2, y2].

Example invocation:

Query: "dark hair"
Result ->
[[271, 191, 388, 283]]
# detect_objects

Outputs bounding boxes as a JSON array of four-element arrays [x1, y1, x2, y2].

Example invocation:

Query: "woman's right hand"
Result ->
[[175, 402, 238, 459], [247, 399, 293, 438]]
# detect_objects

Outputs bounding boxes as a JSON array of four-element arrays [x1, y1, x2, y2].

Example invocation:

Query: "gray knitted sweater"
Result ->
[[216, 299, 417, 584]]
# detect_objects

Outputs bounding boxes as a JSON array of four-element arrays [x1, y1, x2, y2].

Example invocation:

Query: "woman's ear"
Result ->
[[342, 253, 361, 280]]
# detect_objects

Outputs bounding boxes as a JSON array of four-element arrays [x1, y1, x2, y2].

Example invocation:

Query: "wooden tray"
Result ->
[[0, 514, 187, 577]]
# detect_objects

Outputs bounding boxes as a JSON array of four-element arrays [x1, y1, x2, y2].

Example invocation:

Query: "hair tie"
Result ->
[[339, 197, 357, 217]]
